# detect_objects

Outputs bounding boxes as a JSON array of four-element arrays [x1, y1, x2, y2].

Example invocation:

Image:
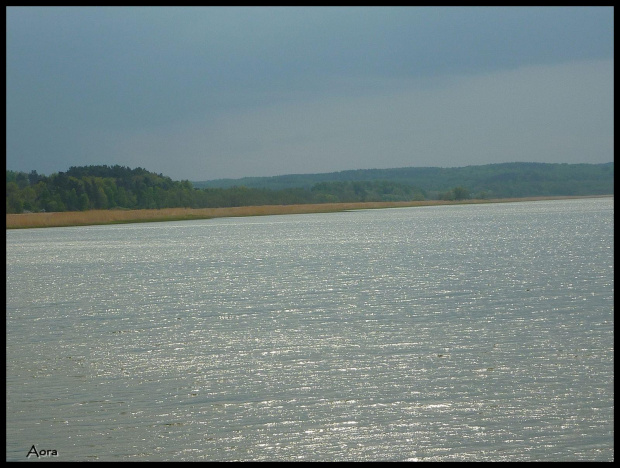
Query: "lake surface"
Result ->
[[6, 198, 614, 461]]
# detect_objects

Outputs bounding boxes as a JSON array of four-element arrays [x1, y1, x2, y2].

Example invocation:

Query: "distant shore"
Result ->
[[5, 195, 612, 229]]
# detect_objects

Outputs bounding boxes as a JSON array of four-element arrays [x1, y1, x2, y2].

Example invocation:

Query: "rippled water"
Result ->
[[6, 198, 614, 461]]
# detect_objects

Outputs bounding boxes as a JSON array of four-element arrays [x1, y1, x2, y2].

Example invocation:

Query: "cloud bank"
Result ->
[[6, 7, 613, 181], [104, 58, 613, 180]]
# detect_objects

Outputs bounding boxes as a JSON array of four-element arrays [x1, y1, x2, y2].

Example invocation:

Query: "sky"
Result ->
[[6, 6, 614, 182]]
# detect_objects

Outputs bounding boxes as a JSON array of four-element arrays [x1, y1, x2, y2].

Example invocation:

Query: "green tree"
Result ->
[[452, 186, 470, 200], [64, 188, 79, 211], [78, 193, 90, 211], [21, 186, 37, 212], [6, 181, 23, 213]]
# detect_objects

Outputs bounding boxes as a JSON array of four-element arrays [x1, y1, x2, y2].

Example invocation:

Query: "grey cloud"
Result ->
[[102, 59, 613, 180], [6, 7, 614, 179]]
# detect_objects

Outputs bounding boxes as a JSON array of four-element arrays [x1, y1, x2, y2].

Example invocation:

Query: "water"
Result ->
[[6, 198, 614, 461]]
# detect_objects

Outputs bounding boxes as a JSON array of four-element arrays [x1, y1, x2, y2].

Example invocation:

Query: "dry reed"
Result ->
[[5, 196, 610, 229]]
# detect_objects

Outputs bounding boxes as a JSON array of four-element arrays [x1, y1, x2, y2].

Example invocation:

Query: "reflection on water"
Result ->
[[6, 198, 614, 461]]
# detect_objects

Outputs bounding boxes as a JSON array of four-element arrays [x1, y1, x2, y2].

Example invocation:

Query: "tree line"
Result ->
[[6, 162, 613, 214], [6, 165, 435, 214], [196, 161, 614, 199]]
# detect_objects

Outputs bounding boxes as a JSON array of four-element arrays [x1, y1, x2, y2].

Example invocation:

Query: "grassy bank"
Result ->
[[5, 195, 611, 229]]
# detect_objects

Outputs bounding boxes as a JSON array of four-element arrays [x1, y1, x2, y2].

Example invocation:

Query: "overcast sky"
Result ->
[[6, 6, 614, 181]]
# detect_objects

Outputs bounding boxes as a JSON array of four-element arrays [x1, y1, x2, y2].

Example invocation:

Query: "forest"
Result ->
[[6, 162, 614, 214]]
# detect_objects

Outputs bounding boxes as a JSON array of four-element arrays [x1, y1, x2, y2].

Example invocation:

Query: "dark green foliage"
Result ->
[[440, 186, 470, 201], [194, 162, 614, 199], [5, 165, 194, 214], [5, 162, 614, 214]]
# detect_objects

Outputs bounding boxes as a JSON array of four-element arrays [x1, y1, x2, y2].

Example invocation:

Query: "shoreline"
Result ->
[[5, 195, 612, 229]]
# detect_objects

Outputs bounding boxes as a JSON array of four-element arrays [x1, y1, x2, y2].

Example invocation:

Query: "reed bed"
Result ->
[[5, 196, 608, 229]]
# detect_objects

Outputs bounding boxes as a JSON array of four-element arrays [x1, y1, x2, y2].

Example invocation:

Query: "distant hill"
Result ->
[[192, 162, 614, 199], [6, 162, 613, 214]]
